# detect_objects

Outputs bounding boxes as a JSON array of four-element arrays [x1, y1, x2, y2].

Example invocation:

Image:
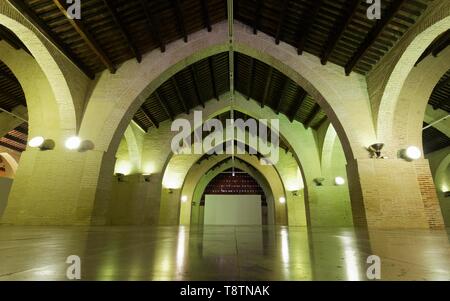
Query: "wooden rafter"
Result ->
[[297, 0, 323, 55], [200, 0, 212, 32], [172, 77, 189, 114], [304, 103, 321, 128], [7, 0, 94, 79], [261, 67, 273, 108], [138, 0, 165, 52], [53, 0, 116, 74], [275, 0, 289, 45], [141, 106, 159, 129], [191, 65, 205, 108], [172, 0, 188, 42], [289, 88, 307, 122], [321, 0, 360, 65], [276, 78, 290, 114], [102, 0, 141, 63], [253, 0, 263, 34], [208, 57, 218, 100], [154, 91, 174, 121], [246, 57, 255, 100], [345, 0, 407, 75]]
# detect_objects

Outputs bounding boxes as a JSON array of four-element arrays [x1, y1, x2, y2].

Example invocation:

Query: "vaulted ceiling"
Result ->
[[0, 0, 448, 154]]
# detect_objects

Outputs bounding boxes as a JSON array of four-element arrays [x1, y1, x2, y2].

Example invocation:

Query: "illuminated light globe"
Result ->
[[181, 195, 188, 203], [405, 146, 421, 160], [28, 136, 45, 148], [65, 136, 82, 150], [335, 177, 346, 186], [279, 197, 286, 204]]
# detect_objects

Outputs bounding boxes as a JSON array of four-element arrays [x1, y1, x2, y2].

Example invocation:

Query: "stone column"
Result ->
[[0, 148, 115, 225], [347, 158, 445, 229]]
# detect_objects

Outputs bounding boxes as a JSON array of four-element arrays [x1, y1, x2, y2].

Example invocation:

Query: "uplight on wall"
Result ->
[[401, 146, 422, 161], [28, 136, 55, 150], [335, 177, 346, 186], [65, 136, 82, 150], [181, 195, 188, 203], [28, 136, 45, 148], [279, 197, 286, 204]]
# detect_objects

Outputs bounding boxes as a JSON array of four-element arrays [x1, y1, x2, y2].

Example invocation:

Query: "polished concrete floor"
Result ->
[[0, 226, 449, 281]]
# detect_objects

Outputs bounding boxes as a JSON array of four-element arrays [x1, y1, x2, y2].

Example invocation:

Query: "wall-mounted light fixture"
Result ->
[[115, 173, 125, 182], [181, 195, 188, 203], [143, 175, 151, 182], [279, 197, 286, 204], [168, 188, 173, 194], [368, 143, 384, 159], [444, 191, 450, 198], [28, 136, 55, 150], [400, 146, 422, 161], [291, 190, 299, 196], [65, 136, 82, 150], [335, 177, 346, 186], [313, 178, 325, 186]]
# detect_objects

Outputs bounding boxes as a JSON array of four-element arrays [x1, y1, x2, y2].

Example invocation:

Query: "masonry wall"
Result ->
[[426, 147, 450, 226]]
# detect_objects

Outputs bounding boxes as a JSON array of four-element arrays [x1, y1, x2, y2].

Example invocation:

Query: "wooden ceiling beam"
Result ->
[[132, 116, 148, 132], [172, 0, 188, 42], [138, 0, 165, 52], [345, 0, 407, 75], [289, 88, 307, 122], [246, 57, 255, 100], [172, 77, 189, 114], [321, 0, 359, 65], [191, 65, 205, 108], [141, 106, 159, 129], [4, 133, 26, 145], [7, 0, 94, 79], [434, 75, 450, 93], [0, 140, 24, 152], [253, 0, 263, 34], [0, 90, 23, 105], [275, 0, 289, 45], [102, 0, 141, 63], [296, 0, 323, 55], [276, 78, 290, 114], [154, 91, 174, 121], [53, 0, 116, 74], [261, 67, 273, 108], [208, 57, 218, 100], [304, 103, 321, 128], [200, 0, 212, 32]]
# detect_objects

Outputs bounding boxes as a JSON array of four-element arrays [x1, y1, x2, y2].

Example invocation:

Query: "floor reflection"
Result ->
[[0, 226, 449, 280]]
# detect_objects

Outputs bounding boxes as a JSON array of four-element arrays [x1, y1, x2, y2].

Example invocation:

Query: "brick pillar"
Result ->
[[346, 158, 444, 229], [0, 148, 115, 225]]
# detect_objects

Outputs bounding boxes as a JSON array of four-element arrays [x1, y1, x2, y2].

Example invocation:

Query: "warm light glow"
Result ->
[[335, 177, 346, 186], [405, 146, 421, 160], [115, 161, 132, 175], [65, 136, 81, 150], [279, 197, 286, 204], [181, 195, 188, 203], [143, 162, 156, 175], [442, 184, 449, 193], [28, 136, 45, 148]]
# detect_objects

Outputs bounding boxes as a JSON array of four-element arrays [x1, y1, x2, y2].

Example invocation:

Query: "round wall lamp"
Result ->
[[401, 146, 422, 161], [181, 195, 188, 203], [279, 197, 286, 204], [335, 177, 346, 186], [28, 136, 55, 150], [65, 136, 82, 150], [28, 136, 45, 148]]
